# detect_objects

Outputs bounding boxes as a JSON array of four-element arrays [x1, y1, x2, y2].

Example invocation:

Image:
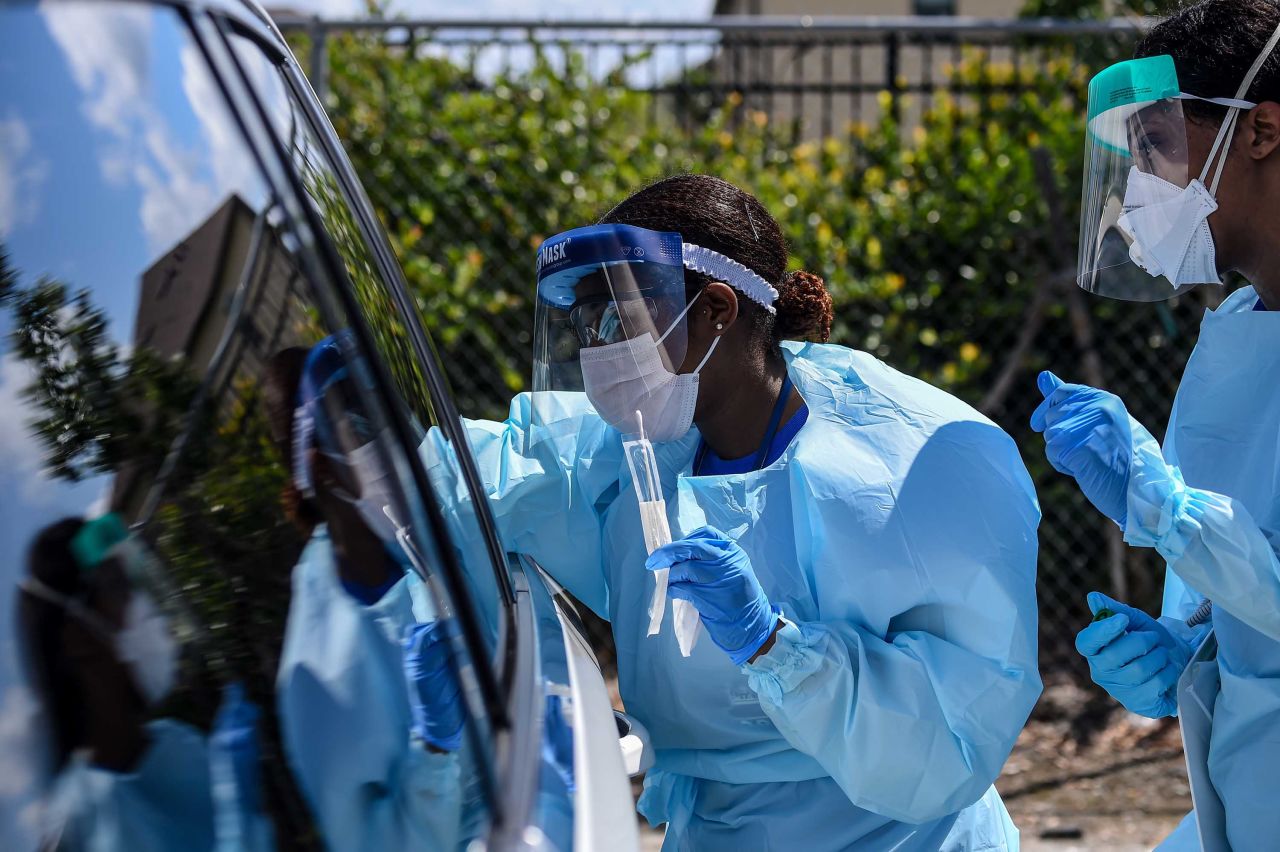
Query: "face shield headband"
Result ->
[[535, 224, 781, 314], [292, 332, 374, 498]]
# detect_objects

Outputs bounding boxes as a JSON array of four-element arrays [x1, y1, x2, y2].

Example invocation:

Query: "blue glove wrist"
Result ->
[[645, 526, 776, 667], [210, 682, 263, 815], [403, 622, 466, 753], [414, 721, 465, 753], [728, 604, 782, 667]]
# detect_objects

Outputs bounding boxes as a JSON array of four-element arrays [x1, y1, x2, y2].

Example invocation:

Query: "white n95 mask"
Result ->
[[580, 294, 720, 442], [1117, 166, 1219, 287], [22, 575, 179, 707], [115, 592, 178, 706], [326, 434, 401, 541]]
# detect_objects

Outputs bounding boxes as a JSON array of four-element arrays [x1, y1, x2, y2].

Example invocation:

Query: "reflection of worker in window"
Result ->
[[263, 338, 463, 851], [15, 515, 268, 852]]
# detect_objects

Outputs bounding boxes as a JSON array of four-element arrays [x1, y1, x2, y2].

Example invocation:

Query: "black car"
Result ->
[[0, 1, 649, 849]]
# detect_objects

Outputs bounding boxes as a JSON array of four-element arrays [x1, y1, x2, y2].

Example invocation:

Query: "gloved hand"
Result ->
[[210, 682, 263, 815], [403, 621, 465, 752], [1030, 371, 1135, 527], [646, 526, 780, 666], [1076, 592, 1191, 718]]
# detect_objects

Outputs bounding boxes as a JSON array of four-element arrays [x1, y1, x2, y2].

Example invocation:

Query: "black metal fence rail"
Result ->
[[277, 16, 1147, 138]]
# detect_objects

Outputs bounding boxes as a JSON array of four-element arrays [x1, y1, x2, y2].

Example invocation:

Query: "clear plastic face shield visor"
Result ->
[[1078, 21, 1280, 301], [292, 334, 404, 542], [532, 222, 781, 439], [532, 225, 692, 433]]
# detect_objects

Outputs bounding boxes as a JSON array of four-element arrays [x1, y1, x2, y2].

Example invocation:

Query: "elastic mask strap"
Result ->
[[656, 289, 721, 374], [19, 578, 116, 643], [1200, 18, 1280, 193], [657, 289, 705, 347], [1177, 93, 1258, 110], [292, 405, 316, 497], [1203, 108, 1243, 194], [693, 335, 721, 375]]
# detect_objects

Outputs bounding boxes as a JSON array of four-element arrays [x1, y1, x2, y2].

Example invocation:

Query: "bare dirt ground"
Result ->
[[629, 679, 1190, 850], [1000, 679, 1189, 851]]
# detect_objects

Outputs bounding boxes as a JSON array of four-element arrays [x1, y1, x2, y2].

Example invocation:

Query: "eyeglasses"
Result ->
[[568, 296, 660, 347]]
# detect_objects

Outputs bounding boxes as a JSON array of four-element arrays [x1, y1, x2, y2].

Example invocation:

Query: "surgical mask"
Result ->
[[1117, 166, 1218, 286], [325, 435, 400, 541], [115, 593, 178, 705], [580, 293, 720, 442], [21, 578, 178, 706]]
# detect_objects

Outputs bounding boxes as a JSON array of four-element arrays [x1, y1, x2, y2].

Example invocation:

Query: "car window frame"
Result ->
[[202, 16, 566, 841], [180, 0, 515, 748], [216, 9, 524, 658]]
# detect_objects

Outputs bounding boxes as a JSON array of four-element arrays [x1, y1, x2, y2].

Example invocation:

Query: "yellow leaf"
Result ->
[[866, 236, 882, 265]]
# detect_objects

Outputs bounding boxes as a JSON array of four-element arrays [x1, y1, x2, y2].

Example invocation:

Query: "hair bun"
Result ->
[[775, 270, 833, 343]]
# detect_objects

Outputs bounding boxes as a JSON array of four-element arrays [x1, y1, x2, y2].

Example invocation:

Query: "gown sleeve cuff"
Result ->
[[1122, 431, 1200, 563], [742, 620, 825, 705], [1125, 469, 1214, 565]]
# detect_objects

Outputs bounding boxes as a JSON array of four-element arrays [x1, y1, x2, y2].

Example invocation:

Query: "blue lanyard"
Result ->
[[694, 373, 794, 476]]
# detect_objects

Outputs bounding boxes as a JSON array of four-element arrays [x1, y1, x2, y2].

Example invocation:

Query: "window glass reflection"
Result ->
[[1, 5, 489, 850], [226, 33, 509, 658]]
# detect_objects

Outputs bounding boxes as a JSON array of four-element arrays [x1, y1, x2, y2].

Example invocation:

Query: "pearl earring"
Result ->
[[715, 323, 725, 331]]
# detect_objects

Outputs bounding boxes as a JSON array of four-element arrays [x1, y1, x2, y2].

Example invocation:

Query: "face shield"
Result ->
[[531, 224, 780, 441], [533, 224, 689, 395], [293, 334, 402, 541], [1079, 20, 1280, 301], [1079, 56, 1203, 300]]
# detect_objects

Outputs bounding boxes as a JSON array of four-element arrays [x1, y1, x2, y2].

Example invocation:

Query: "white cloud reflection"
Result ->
[[39, 2, 264, 259], [0, 116, 49, 238]]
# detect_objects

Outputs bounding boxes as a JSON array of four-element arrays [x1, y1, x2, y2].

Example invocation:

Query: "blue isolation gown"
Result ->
[[42, 719, 215, 852], [275, 527, 462, 851], [426, 341, 1042, 850], [1141, 285, 1280, 849]]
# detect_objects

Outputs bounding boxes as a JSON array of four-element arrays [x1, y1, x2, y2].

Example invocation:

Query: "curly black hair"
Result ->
[[1137, 0, 1280, 125], [600, 174, 834, 353]]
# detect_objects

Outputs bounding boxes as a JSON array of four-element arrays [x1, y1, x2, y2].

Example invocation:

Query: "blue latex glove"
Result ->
[[1075, 592, 1191, 718], [1030, 371, 1134, 527], [210, 682, 263, 815], [402, 621, 465, 752], [541, 694, 575, 794], [646, 526, 780, 666]]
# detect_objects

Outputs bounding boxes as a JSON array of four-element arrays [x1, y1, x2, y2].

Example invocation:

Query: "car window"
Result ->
[[0, 4, 491, 849], [222, 27, 514, 664]]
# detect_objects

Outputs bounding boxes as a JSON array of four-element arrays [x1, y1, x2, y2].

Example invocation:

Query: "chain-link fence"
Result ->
[[278, 15, 1233, 685]]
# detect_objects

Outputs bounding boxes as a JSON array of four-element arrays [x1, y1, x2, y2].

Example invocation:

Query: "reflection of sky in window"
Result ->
[[0, 6, 270, 846]]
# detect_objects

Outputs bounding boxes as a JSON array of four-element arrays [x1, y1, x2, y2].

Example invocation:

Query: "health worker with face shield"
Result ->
[[1030, 2, 1280, 848], [424, 174, 1042, 850], [16, 514, 271, 852], [264, 336, 465, 852]]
